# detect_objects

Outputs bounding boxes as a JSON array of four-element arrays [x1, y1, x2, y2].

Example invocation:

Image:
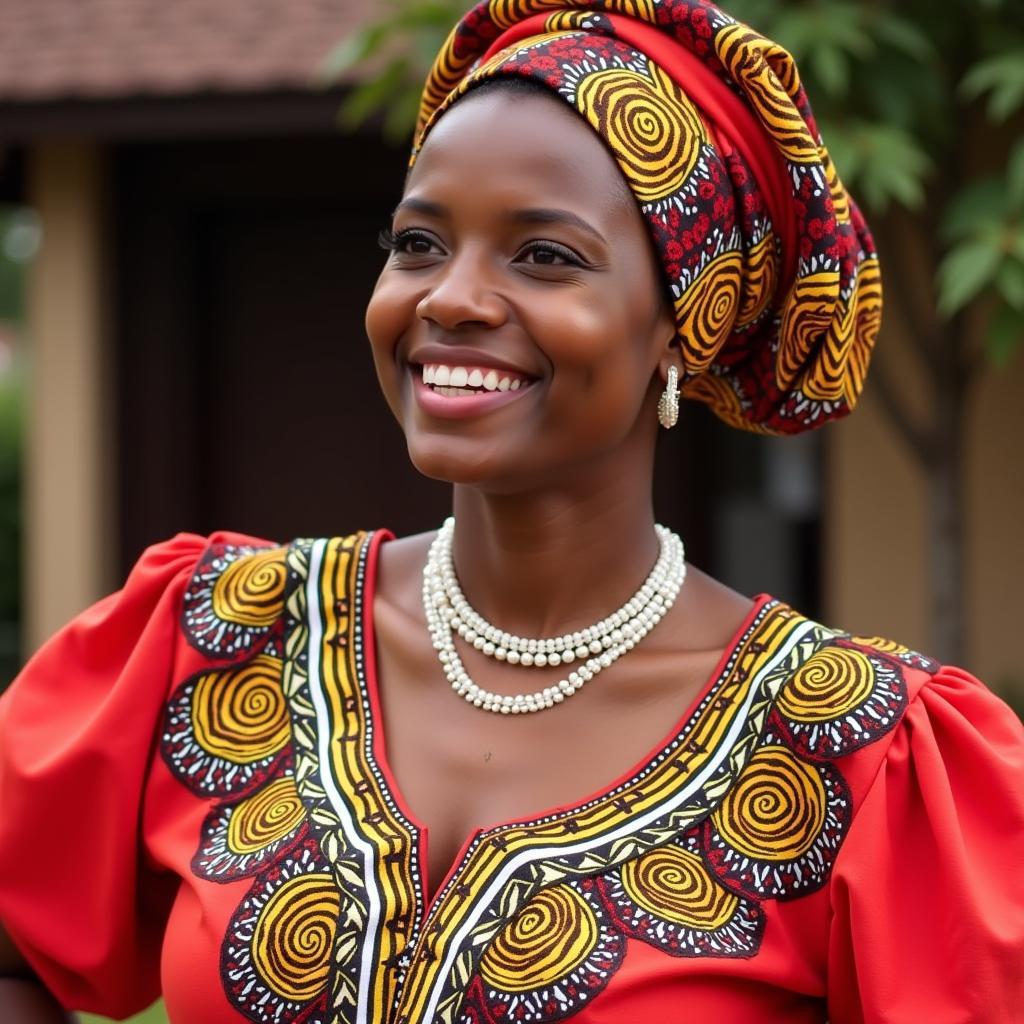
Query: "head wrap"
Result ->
[[412, 0, 881, 435]]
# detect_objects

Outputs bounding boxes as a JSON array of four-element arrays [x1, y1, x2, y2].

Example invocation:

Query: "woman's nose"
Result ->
[[415, 251, 508, 330]]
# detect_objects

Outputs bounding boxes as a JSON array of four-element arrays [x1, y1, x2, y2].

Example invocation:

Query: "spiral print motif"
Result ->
[[846, 257, 882, 404], [621, 846, 738, 930], [712, 746, 826, 861], [714, 24, 818, 165], [809, 302, 856, 402], [675, 249, 744, 372], [776, 271, 836, 391], [251, 873, 339, 1002], [190, 654, 289, 763], [479, 884, 599, 992], [211, 548, 287, 628], [737, 232, 777, 328], [851, 635, 909, 657], [777, 648, 875, 723], [227, 776, 306, 855], [575, 63, 705, 202]]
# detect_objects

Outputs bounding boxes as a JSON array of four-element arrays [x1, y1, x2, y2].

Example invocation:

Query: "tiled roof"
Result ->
[[0, 0, 375, 102]]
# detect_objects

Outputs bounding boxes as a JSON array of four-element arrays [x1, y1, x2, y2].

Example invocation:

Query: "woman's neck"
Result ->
[[449, 468, 662, 641]]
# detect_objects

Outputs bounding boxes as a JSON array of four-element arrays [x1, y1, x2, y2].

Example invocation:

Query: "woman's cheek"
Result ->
[[364, 276, 410, 417]]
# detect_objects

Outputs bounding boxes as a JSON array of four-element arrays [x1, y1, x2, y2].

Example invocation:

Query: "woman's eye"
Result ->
[[378, 227, 442, 257], [517, 243, 584, 267]]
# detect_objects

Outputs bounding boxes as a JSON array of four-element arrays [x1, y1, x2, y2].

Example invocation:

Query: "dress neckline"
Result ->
[[357, 528, 778, 907]]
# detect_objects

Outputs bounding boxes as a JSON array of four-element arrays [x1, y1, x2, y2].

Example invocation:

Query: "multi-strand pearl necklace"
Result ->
[[421, 518, 686, 714]]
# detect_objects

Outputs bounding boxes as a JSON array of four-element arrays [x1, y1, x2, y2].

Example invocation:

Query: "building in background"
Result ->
[[0, 0, 1020, 709]]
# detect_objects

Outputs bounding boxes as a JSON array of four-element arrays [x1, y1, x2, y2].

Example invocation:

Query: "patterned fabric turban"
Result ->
[[411, 0, 882, 435]]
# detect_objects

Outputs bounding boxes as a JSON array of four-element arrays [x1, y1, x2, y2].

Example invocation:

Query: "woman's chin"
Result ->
[[405, 438, 510, 487]]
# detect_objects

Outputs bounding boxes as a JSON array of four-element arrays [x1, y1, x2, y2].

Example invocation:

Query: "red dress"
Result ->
[[1, 531, 1022, 1023]]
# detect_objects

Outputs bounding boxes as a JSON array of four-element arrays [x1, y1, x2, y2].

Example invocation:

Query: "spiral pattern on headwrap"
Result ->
[[737, 233, 777, 327], [190, 654, 289, 763], [846, 257, 882, 403], [777, 273, 836, 392], [480, 884, 598, 991], [777, 648, 875, 723], [713, 24, 815, 165], [211, 548, 287, 627], [227, 776, 306, 855], [621, 845, 738, 930], [712, 746, 826, 861], [674, 249, 743, 371], [575, 63, 705, 202], [251, 873, 339, 1001]]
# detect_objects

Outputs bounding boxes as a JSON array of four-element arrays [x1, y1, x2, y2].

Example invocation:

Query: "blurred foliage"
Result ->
[[324, 0, 1024, 368], [81, 1002, 168, 1024], [0, 206, 31, 686]]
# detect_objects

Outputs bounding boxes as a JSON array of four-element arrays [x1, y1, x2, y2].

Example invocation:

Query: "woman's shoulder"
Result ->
[[755, 595, 1023, 782]]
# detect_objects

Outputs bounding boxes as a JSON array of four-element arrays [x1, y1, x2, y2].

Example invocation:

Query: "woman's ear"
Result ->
[[655, 313, 683, 385]]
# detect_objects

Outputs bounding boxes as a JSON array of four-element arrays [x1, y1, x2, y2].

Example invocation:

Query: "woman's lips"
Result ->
[[410, 364, 536, 419]]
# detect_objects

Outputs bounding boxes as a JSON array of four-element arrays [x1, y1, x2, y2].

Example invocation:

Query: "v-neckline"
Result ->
[[356, 528, 778, 910]]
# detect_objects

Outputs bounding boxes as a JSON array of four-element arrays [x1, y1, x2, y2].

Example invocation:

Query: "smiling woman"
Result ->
[[1, 2, 1023, 1024]]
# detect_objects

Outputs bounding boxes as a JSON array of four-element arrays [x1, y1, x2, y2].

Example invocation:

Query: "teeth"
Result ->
[[418, 362, 532, 395], [434, 385, 476, 397]]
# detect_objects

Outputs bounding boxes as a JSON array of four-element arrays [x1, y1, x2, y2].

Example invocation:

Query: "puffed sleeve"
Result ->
[[826, 665, 1024, 1023], [0, 533, 210, 1018]]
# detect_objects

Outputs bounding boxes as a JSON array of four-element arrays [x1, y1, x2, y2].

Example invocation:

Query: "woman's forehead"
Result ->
[[406, 89, 634, 213]]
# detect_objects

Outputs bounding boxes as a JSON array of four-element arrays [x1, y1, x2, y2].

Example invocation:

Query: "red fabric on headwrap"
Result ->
[[415, 1, 883, 435], [478, 12, 798, 294]]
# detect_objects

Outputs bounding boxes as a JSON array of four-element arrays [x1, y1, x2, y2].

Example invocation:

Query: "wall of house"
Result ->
[[826, 328, 1024, 703]]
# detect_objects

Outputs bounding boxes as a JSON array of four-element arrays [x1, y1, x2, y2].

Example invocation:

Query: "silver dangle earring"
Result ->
[[657, 365, 680, 429]]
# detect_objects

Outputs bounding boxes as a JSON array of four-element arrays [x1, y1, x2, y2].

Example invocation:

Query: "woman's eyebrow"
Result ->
[[392, 199, 607, 245], [508, 208, 608, 245]]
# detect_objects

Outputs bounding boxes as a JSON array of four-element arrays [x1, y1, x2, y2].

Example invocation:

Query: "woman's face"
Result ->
[[365, 87, 676, 492]]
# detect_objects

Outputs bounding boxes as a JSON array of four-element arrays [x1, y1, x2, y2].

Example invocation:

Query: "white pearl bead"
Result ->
[[534, 653, 548, 667], [520, 652, 534, 667]]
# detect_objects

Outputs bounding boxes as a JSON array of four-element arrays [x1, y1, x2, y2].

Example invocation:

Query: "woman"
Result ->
[[1, 2, 1022, 1022]]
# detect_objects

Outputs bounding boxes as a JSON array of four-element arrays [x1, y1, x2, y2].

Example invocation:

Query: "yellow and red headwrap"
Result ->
[[413, 1, 881, 434]]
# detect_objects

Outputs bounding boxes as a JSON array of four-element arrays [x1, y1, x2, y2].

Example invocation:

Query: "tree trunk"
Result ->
[[925, 328, 968, 666]]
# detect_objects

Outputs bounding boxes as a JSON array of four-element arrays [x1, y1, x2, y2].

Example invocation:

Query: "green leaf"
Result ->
[[382, 88, 427, 143], [996, 258, 1024, 310], [843, 122, 932, 212], [937, 240, 1004, 315], [987, 302, 1024, 366], [960, 49, 1024, 121], [338, 59, 411, 129], [873, 15, 935, 61], [940, 177, 1011, 242], [318, 22, 391, 82], [810, 43, 850, 97]]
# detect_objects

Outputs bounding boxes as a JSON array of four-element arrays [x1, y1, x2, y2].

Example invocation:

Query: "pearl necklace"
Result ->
[[422, 518, 686, 714]]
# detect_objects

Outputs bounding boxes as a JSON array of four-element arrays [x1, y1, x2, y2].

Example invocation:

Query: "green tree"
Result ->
[[323, 0, 1024, 664]]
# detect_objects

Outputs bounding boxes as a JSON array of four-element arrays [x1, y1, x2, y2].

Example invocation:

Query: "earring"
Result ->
[[657, 365, 680, 429]]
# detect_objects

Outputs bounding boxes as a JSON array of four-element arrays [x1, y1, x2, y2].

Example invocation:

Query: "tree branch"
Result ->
[[876, 221, 941, 383], [864, 349, 935, 467]]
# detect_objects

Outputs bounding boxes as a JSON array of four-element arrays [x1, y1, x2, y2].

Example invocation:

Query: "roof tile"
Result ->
[[0, 0, 377, 101]]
